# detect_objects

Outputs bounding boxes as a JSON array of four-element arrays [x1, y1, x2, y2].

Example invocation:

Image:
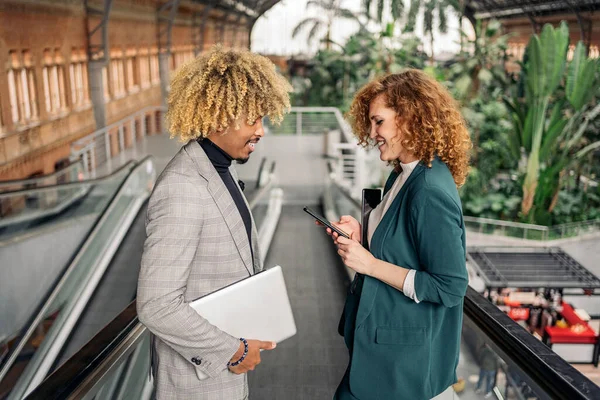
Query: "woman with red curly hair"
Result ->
[[328, 70, 472, 400]]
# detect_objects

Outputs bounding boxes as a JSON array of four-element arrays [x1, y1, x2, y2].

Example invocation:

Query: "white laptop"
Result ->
[[189, 265, 296, 379]]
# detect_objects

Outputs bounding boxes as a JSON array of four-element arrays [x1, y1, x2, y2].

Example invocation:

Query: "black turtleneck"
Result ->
[[199, 139, 253, 263]]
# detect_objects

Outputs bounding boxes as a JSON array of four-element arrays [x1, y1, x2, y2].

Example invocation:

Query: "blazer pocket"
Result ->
[[375, 327, 426, 346]]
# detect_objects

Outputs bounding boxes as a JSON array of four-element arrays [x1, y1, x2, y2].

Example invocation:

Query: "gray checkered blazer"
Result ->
[[137, 140, 262, 400]]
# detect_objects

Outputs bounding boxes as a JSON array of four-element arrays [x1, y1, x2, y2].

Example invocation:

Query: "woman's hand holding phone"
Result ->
[[319, 215, 361, 243]]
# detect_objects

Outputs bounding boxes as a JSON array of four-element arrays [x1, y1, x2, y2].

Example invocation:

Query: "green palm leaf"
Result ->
[[405, 0, 420, 32], [292, 17, 324, 39], [391, 0, 404, 21], [307, 20, 326, 44], [567, 42, 598, 110], [438, 2, 448, 34], [377, 0, 384, 24]]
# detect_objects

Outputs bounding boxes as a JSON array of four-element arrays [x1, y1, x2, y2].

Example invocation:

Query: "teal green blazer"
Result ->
[[338, 157, 468, 400]]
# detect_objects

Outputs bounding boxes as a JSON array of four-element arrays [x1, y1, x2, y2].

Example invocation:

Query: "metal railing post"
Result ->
[[141, 113, 147, 137], [89, 148, 96, 179], [130, 118, 135, 143], [104, 131, 111, 162], [118, 125, 125, 152], [296, 112, 302, 136], [82, 152, 90, 177]]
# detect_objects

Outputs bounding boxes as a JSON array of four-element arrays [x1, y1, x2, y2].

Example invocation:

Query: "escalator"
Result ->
[[53, 204, 148, 368], [0, 157, 155, 400], [0, 155, 278, 400]]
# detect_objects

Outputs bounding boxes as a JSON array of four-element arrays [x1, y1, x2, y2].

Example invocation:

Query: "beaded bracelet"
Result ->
[[227, 338, 248, 367]]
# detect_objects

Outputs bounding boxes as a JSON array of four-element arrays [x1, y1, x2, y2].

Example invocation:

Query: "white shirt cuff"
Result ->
[[403, 269, 420, 303]]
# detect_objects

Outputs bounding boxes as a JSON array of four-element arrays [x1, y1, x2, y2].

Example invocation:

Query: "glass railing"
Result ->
[[24, 302, 151, 400], [0, 161, 135, 235], [461, 286, 600, 399], [0, 161, 85, 194], [0, 162, 138, 384], [325, 178, 600, 400], [0, 157, 155, 400]]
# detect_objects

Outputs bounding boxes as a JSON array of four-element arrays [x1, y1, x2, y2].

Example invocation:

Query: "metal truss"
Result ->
[[85, 0, 114, 62], [157, 0, 182, 54], [192, 0, 217, 55]]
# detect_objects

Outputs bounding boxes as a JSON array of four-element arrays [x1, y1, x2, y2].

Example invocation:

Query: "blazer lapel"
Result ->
[[184, 141, 253, 276]]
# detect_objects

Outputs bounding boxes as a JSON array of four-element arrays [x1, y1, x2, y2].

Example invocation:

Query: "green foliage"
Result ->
[[404, 0, 459, 61], [456, 21, 600, 226], [448, 19, 510, 101], [292, 0, 366, 49], [462, 174, 522, 219], [499, 21, 600, 224], [551, 188, 600, 224], [294, 30, 427, 110], [291, 9, 600, 227]]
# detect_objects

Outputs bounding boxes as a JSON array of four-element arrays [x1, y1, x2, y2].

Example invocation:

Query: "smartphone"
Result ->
[[303, 207, 350, 239], [361, 188, 382, 249]]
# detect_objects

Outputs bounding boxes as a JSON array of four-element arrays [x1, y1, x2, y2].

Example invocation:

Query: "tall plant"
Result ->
[[520, 23, 569, 218], [362, 0, 405, 25], [405, 0, 459, 63], [504, 22, 600, 223], [450, 19, 510, 101], [292, 0, 365, 50]]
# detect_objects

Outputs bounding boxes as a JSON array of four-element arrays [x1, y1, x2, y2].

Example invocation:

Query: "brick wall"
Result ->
[[500, 12, 600, 73], [0, 0, 251, 180]]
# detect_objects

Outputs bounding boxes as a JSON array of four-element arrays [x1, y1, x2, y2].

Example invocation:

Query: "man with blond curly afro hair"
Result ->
[[137, 45, 292, 400]]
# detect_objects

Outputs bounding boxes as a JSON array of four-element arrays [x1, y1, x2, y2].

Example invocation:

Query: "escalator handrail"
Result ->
[[0, 156, 153, 389], [255, 157, 267, 190], [0, 160, 137, 199], [25, 303, 141, 400], [464, 286, 600, 400], [0, 160, 84, 191], [16, 156, 154, 399]]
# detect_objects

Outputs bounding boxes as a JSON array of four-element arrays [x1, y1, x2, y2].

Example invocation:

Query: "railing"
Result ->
[[278, 107, 371, 199], [324, 177, 600, 400], [69, 106, 166, 178], [463, 216, 551, 241], [0, 181, 90, 228], [24, 166, 285, 400], [463, 216, 600, 241], [0, 160, 85, 193], [0, 157, 156, 400]]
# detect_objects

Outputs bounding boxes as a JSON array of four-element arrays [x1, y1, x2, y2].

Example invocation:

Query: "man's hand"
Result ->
[[228, 339, 276, 374]]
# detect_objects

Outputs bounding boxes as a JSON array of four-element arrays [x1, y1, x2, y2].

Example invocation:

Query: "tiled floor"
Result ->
[[248, 205, 350, 400]]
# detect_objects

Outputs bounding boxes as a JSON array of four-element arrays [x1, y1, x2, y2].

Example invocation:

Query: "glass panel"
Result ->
[[81, 331, 152, 400], [0, 159, 153, 399], [461, 314, 541, 399], [0, 161, 86, 193], [264, 111, 340, 136]]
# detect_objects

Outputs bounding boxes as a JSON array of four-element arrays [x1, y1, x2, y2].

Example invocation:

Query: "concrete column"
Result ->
[[88, 60, 107, 129], [159, 52, 170, 108]]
